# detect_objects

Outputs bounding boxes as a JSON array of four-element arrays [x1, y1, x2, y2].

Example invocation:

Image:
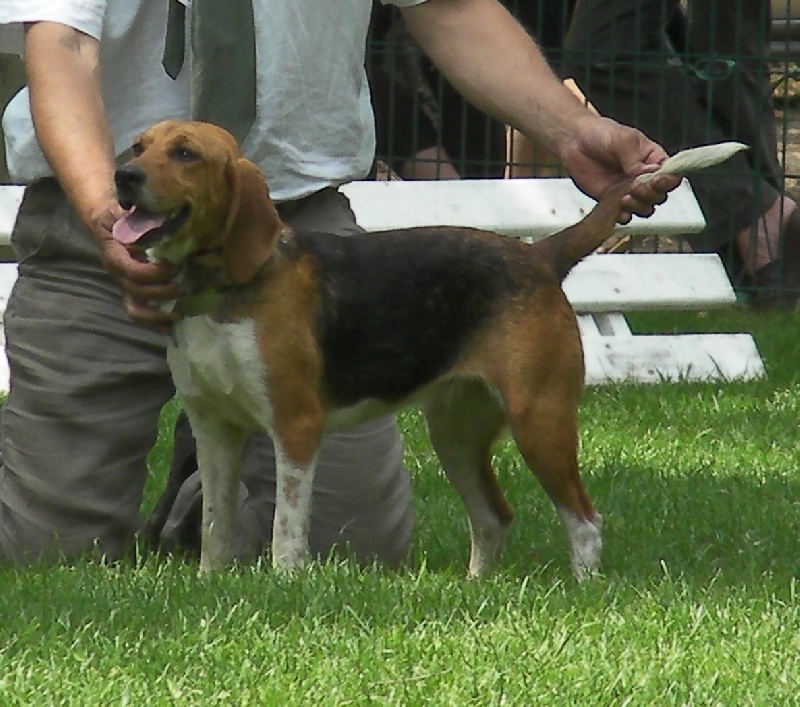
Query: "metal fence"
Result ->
[[369, 0, 800, 302], [1, 3, 798, 300]]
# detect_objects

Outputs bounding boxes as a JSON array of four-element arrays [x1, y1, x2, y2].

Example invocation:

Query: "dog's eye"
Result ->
[[171, 146, 201, 163], [131, 142, 144, 157]]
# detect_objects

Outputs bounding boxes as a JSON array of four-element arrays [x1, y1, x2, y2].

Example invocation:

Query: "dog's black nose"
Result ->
[[115, 164, 146, 190], [114, 164, 147, 208]]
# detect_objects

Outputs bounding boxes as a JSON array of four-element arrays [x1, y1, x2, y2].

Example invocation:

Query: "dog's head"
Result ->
[[113, 120, 282, 284]]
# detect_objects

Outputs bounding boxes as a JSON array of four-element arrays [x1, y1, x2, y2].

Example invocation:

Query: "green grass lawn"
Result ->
[[1, 309, 799, 705]]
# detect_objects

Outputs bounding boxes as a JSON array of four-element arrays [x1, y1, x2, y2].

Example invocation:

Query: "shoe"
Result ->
[[142, 411, 203, 555], [748, 208, 800, 310]]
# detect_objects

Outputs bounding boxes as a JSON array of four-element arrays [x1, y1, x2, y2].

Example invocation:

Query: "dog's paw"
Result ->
[[560, 510, 603, 581], [272, 544, 310, 572]]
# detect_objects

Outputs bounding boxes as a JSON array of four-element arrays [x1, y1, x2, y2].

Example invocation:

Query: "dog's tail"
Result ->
[[531, 177, 635, 282], [532, 142, 752, 282]]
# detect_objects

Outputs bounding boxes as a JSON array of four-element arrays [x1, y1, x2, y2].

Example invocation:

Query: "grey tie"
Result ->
[[162, 0, 258, 144]]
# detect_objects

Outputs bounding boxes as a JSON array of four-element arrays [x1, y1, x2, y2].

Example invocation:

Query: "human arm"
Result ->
[[23, 21, 180, 329], [400, 0, 680, 220]]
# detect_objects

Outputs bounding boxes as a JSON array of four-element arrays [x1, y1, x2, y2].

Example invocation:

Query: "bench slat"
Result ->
[[0, 262, 14, 317], [340, 177, 706, 240], [583, 333, 764, 385], [566, 253, 736, 311], [0, 324, 765, 394], [0, 256, 737, 319], [1, 179, 705, 245], [0, 185, 23, 245]]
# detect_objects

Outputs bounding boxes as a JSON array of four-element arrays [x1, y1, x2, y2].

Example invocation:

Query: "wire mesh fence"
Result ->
[[368, 0, 800, 305], [0, 2, 798, 304]]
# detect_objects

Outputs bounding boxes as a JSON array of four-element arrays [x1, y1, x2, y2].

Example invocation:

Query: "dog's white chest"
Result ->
[[168, 316, 273, 425]]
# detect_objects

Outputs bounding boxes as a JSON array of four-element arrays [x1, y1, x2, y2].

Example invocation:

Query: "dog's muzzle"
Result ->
[[112, 165, 190, 248]]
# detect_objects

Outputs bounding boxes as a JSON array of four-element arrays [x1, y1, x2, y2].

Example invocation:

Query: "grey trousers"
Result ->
[[0, 179, 414, 567]]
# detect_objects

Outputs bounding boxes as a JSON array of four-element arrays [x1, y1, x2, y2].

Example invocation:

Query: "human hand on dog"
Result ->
[[558, 115, 682, 223], [90, 201, 183, 333]]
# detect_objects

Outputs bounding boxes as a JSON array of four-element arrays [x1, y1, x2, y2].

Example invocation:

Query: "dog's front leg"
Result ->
[[272, 445, 318, 571], [186, 411, 249, 573], [270, 413, 324, 571]]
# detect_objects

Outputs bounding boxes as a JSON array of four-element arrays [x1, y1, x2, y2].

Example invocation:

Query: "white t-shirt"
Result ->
[[0, 0, 426, 201]]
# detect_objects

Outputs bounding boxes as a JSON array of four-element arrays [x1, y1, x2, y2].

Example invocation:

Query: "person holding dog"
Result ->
[[0, 0, 678, 566]]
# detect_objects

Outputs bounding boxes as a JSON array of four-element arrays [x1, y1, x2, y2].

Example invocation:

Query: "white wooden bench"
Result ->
[[340, 178, 764, 385], [0, 178, 765, 392]]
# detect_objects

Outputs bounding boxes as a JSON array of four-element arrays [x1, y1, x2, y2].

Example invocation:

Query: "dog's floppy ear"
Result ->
[[222, 157, 282, 284]]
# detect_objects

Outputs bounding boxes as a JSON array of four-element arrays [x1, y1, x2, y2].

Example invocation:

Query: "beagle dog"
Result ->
[[113, 119, 632, 579]]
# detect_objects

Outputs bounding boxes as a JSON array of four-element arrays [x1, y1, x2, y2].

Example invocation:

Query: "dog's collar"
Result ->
[[173, 288, 225, 317], [171, 246, 274, 317], [165, 236, 289, 318], [158, 247, 228, 317]]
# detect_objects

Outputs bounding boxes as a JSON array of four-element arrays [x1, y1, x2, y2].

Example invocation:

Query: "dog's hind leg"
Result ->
[[503, 383, 603, 581], [423, 380, 513, 578]]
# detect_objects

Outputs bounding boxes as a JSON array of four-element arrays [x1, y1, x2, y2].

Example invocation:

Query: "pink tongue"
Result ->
[[111, 208, 167, 245]]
